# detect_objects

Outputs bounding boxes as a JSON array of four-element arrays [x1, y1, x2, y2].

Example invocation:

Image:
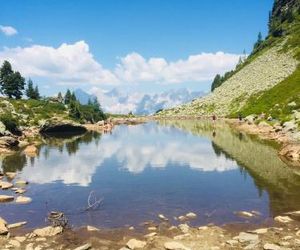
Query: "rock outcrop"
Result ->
[[40, 121, 87, 136]]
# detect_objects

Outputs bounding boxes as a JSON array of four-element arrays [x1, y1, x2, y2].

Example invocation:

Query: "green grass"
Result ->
[[0, 98, 69, 125], [232, 66, 300, 121]]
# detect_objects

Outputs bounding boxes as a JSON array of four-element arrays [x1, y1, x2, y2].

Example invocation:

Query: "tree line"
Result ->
[[0, 60, 106, 123], [0, 60, 40, 100], [62, 89, 106, 123]]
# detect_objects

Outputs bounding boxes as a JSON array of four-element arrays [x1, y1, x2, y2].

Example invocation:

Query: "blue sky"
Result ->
[[0, 0, 274, 96]]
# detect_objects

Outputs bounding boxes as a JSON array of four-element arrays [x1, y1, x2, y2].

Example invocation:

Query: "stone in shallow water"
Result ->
[[16, 196, 32, 204], [15, 180, 29, 186], [86, 225, 99, 231], [250, 228, 268, 234], [0, 181, 13, 189], [33, 226, 63, 237], [235, 211, 254, 218], [164, 241, 191, 250], [0, 195, 14, 203], [126, 239, 147, 249], [5, 172, 16, 179], [158, 214, 168, 221], [185, 212, 197, 219], [7, 221, 27, 229], [274, 216, 293, 223]]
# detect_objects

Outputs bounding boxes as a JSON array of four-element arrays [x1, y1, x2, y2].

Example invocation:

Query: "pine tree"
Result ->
[[254, 32, 263, 50], [211, 74, 222, 92], [26, 79, 35, 99], [64, 89, 72, 104], [33, 85, 40, 99], [57, 92, 63, 102], [0, 61, 25, 99]]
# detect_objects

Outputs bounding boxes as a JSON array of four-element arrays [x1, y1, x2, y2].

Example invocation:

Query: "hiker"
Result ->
[[212, 114, 217, 122]]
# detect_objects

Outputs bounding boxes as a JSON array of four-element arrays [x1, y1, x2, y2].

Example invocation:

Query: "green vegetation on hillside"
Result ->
[[211, 0, 300, 93], [0, 60, 107, 128], [232, 66, 300, 121]]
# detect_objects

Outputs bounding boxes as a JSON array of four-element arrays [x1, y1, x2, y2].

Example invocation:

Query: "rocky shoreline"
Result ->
[[227, 118, 300, 168], [1, 209, 300, 249], [1, 117, 300, 249]]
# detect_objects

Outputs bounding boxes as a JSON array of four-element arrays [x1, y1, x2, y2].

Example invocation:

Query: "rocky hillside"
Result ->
[[157, 0, 300, 120]]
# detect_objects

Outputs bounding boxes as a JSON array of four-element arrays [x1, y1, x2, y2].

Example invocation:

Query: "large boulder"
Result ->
[[40, 121, 87, 137]]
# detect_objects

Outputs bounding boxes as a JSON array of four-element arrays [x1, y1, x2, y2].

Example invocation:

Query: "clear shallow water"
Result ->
[[1, 120, 300, 229]]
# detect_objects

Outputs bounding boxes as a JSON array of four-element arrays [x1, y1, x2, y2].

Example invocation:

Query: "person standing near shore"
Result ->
[[212, 114, 217, 123]]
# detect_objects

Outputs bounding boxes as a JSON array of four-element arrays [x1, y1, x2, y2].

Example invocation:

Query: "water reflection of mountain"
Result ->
[[159, 120, 300, 216]]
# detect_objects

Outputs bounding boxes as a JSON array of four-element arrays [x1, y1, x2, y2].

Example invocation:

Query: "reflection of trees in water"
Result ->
[[40, 132, 102, 156], [1, 153, 27, 172], [0, 132, 102, 172], [65, 132, 101, 155], [160, 119, 300, 216]]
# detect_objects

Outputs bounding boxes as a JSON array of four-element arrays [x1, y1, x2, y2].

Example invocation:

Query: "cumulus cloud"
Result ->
[[115, 52, 241, 84], [0, 40, 241, 88], [0, 40, 119, 85], [0, 25, 18, 36]]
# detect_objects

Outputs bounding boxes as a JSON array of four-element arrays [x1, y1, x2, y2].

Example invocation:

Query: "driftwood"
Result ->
[[85, 191, 103, 211]]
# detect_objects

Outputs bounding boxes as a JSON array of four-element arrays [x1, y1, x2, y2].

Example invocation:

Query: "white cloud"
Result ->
[[0, 25, 18, 36], [0, 40, 241, 88], [0, 40, 119, 85], [115, 52, 241, 84]]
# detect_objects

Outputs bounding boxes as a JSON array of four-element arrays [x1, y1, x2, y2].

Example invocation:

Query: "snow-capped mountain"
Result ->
[[74, 88, 205, 115]]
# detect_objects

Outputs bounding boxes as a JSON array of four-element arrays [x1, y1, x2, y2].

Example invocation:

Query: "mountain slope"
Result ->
[[157, 0, 300, 119]]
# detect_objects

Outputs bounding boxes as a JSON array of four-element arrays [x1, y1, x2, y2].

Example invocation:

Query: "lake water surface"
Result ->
[[1, 120, 300, 229]]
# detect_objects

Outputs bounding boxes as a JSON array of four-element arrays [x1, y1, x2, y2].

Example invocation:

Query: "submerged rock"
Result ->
[[235, 211, 254, 218], [0, 181, 13, 189], [7, 221, 27, 229], [5, 172, 16, 179], [185, 212, 197, 219], [86, 225, 99, 231], [0, 195, 14, 202], [15, 180, 29, 186], [15, 196, 32, 204], [126, 239, 147, 249], [158, 214, 168, 221]]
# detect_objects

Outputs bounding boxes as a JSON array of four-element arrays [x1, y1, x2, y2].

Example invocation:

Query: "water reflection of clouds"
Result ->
[[21, 123, 237, 186]]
